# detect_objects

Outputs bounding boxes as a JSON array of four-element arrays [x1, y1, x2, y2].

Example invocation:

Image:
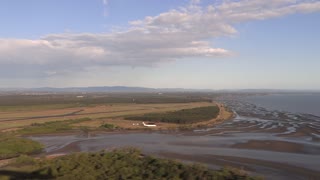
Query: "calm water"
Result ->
[[244, 94, 320, 116]]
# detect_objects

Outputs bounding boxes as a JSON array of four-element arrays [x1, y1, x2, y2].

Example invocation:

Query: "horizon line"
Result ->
[[0, 86, 320, 92]]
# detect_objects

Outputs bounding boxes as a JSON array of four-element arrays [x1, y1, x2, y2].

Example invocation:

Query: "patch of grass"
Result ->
[[126, 106, 220, 124], [0, 104, 81, 112], [18, 118, 91, 135], [100, 123, 118, 129], [1, 148, 262, 180], [0, 94, 210, 108], [0, 135, 43, 160]]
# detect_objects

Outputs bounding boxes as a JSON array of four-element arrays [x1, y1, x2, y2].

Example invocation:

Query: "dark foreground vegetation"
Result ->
[[0, 148, 261, 180], [126, 106, 220, 124], [0, 135, 43, 160]]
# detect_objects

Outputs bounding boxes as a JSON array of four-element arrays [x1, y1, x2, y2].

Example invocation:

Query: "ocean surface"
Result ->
[[244, 93, 320, 116]]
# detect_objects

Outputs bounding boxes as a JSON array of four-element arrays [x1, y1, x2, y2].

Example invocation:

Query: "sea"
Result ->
[[244, 93, 320, 116]]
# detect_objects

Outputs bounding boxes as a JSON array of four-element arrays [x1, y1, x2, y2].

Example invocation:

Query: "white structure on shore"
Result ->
[[142, 122, 157, 127]]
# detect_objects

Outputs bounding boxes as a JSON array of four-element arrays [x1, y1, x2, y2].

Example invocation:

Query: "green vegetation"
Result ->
[[17, 118, 122, 135], [0, 135, 43, 160], [12, 154, 37, 166], [0, 93, 210, 111], [126, 106, 220, 124], [100, 123, 118, 129], [0, 148, 260, 180], [18, 118, 91, 135], [0, 104, 80, 112]]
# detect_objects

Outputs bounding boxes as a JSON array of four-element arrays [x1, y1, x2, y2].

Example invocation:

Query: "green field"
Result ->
[[0, 97, 216, 131], [0, 93, 211, 110], [126, 106, 220, 124], [17, 118, 92, 135]]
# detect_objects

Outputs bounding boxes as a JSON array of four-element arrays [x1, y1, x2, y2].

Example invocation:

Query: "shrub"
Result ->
[[0, 136, 43, 159], [100, 123, 117, 129], [2, 148, 262, 180]]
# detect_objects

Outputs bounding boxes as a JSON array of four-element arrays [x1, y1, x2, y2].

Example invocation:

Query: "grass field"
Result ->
[[0, 93, 233, 133], [0, 101, 216, 131], [0, 93, 211, 108]]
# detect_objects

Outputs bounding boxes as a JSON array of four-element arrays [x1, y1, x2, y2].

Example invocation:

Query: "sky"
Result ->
[[0, 0, 320, 89]]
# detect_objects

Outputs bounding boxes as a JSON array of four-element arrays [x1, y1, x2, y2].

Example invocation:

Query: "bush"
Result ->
[[0, 136, 43, 159], [13, 155, 37, 166], [100, 123, 118, 129], [2, 148, 262, 180]]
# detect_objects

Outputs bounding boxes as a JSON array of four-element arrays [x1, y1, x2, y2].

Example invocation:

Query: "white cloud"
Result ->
[[102, 0, 109, 16], [190, 0, 201, 5], [1, 0, 320, 77]]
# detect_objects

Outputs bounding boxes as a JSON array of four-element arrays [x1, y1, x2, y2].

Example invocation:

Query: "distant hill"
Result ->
[[33, 86, 156, 92], [0, 86, 212, 93], [0, 86, 318, 93]]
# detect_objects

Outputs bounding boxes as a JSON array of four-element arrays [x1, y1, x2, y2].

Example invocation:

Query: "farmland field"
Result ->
[[0, 93, 226, 132]]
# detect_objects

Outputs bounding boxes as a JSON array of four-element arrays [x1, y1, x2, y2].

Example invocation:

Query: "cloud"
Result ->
[[190, 0, 201, 5], [1, 0, 320, 77], [102, 0, 108, 5], [215, 0, 320, 22], [102, 0, 109, 16]]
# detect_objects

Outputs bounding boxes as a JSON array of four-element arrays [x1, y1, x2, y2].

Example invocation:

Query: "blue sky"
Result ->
[[0, 0, 319, 89]]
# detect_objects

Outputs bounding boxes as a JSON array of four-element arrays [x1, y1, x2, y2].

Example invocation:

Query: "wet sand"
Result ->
[[231, 140, 304, 153], [158, 152, 320, 180], [29, 131, 320, 180]]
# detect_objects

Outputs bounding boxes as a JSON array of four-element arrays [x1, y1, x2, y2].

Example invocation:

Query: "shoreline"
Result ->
[[158, 152, 320, 180]]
